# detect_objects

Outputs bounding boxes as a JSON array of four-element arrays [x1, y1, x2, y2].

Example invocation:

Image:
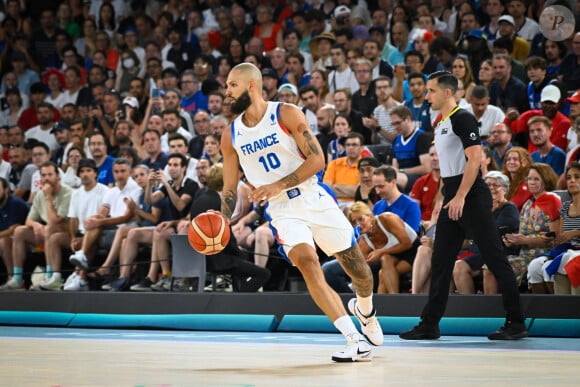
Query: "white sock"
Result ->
[[52, 272, 62, 281], [356, 294, 373, 316], [334, 315, 360, 339]]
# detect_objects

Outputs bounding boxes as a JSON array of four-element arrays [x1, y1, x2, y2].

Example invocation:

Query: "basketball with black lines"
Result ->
[[188, 211, 230, 255]]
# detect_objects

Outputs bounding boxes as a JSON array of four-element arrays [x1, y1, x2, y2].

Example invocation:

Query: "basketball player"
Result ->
[[399, 72, 528, 341], [221, 63, 383, 362]]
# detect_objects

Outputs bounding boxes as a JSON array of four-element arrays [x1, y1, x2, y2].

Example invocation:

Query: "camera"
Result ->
[[545, 231, 556, 238], [116, 110, 126, 120], [336, 16, 347, 25]]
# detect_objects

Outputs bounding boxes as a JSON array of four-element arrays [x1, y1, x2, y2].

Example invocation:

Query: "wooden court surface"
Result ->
[[0, 327, 578, 386]]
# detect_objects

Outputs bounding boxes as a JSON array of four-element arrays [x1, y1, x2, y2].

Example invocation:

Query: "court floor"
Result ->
[[0, 326, 578, 386]]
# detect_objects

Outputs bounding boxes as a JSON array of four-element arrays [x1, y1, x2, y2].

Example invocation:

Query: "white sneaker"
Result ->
[[348, 298, 384, 346], [69, 251, 88, 270], [331, 334, 372, 362], [63, 275, 88, 291], [31, 266, 46, 287], [0, 277, 25, 291], [64, 272, 79, 287], [40, 276, 63, 291]]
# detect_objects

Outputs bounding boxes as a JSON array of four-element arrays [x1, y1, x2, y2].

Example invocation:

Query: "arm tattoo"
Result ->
[[302, 129, 320, 156], [281, 173, 299, 189], [221, 189, 237, 219]]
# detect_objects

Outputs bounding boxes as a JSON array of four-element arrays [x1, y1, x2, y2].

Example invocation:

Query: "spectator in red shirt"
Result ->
[[17, 83, 61, 131], [504, 84, 570, 153], [410, 144, 440, 226]]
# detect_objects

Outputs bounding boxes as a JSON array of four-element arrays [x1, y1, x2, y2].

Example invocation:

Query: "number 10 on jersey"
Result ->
[[258, 152, 281, 172]]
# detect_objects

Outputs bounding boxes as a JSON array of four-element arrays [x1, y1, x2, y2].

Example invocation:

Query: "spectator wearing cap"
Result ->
[[355, 157, 381, 205], [24, 103, 58, 153], [121, 96, 141, 126], [51, 121, 72, 168], [323, 131, 365, 206], [463, 30, 492, 83], [0, 87, 25, 128], [277, 83, 299, 105], [505, 84, 571, 153], [166, 25, 196, 74], [497, 14, 530, 62], [261, 68, 279, 101], [505, 0, 540, 42], [55, 157, 108, 290], [489, 53, 529, 114], [310, 31, 335, 72], [481, 0, 506, 43]]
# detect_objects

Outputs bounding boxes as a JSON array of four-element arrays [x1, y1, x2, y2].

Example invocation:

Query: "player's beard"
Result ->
[[230, 90, 252, 115]]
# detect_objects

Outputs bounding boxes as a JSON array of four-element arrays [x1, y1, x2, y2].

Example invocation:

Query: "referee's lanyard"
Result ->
[[439, 106, 461, 126]]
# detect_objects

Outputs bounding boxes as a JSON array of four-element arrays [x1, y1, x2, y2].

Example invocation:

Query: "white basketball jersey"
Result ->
[[232, 101, 317, 194]]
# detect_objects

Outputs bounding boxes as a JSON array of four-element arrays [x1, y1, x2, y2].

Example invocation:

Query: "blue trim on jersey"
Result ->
[[262, 203, 291, 262], [230, 121, 236, 146], [317, 181, 339, 204]]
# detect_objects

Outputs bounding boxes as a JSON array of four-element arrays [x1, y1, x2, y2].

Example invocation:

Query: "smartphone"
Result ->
[[498, 226, 510, 236], [152, 88, 160, 98], [545, 231, 556, 238], [405, 65, 411, 74]]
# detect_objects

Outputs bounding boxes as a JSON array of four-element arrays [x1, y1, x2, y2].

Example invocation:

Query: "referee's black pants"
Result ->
[[421, 177, 524, 326]]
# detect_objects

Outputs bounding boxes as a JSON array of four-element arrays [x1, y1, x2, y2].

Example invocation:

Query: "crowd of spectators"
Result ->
[[0, 0, 580, 294]]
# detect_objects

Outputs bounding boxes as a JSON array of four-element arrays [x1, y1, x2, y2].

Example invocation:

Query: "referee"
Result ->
[[399, 72, 527, 340]]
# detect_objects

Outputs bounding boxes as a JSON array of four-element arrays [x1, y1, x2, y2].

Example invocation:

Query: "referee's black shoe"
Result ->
[[399, 321, 441, 340], [488, 320, 528, 340]]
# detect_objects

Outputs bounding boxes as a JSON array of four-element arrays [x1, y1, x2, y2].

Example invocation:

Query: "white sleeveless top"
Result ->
[[231, 101, 317, 197], [362, 216, 418, 251]]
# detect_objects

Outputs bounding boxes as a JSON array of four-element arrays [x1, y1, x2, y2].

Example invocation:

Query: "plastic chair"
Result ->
[[170, 234, 206, 292]]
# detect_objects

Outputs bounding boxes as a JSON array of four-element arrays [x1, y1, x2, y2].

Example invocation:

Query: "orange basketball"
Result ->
[[187, 211, 231, 255]]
